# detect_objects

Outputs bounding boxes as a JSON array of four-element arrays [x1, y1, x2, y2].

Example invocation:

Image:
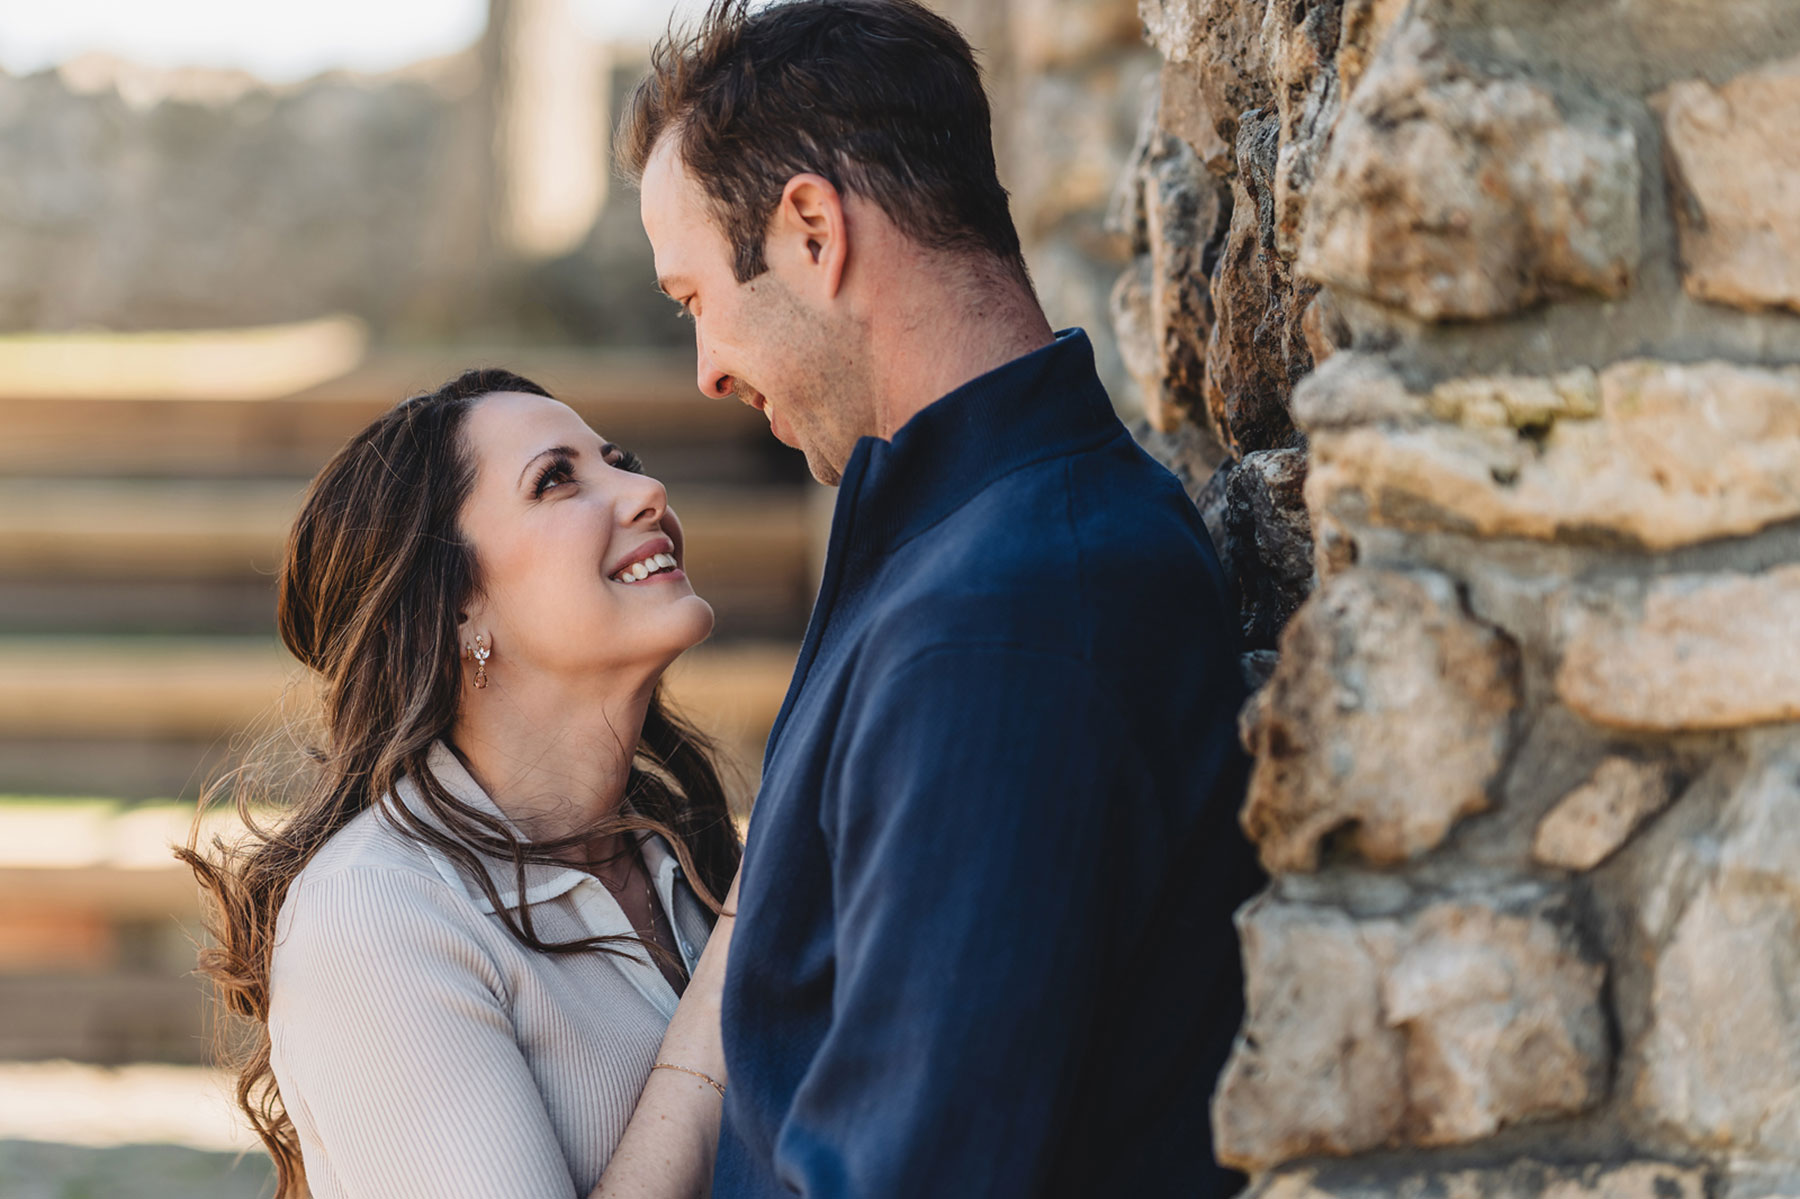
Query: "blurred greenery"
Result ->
[[0, 1140, 273, 1199]]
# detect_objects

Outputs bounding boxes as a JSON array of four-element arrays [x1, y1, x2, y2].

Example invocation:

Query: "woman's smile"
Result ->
[[608, 535, 685, 585]]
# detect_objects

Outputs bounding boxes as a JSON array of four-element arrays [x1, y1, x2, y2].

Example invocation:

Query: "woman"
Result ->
[[181, 369, 741, 1199]]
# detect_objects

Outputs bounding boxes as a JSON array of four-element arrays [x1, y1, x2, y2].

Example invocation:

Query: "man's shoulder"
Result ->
[[877, 443, 1220, 622]]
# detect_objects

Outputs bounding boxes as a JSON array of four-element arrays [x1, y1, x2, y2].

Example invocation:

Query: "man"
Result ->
[[623, 2, 1263, 1194]]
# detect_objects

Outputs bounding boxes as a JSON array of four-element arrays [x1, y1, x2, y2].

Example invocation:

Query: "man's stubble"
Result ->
[[753, 276, 880, 488]]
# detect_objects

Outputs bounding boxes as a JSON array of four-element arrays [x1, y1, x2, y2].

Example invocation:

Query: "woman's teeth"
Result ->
[[615, 552, 678, 583]]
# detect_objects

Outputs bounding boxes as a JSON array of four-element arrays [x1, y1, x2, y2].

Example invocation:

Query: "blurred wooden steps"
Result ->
[[0, 637, 793, 796], [0, 338, 818, 804], [0, 342, 795, 484], [0, 479, 817, 639]]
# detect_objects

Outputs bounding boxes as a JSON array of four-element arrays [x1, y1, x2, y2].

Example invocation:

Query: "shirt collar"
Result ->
[[839, 328, 1124, 552], [388, 741, 675, 917]]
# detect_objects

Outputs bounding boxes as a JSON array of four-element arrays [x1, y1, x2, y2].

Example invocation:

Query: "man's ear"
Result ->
[[773, 173, 849, 300]]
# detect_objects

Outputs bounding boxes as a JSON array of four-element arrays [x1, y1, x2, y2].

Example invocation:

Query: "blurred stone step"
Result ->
[[0, 736, 232, 804], [0, 1062, 261, 1151], [0, 479, 809, 581], [0, 801, 217, 931], [0, 342, 801, 484], [0, 974, 214, 1064], [0, 479, 820, 637], [0, 636, 795, 751]]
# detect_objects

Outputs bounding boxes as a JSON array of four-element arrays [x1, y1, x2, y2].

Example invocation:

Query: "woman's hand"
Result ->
[[588, 864, 742, 1199], [650, 866, 737, 1083]]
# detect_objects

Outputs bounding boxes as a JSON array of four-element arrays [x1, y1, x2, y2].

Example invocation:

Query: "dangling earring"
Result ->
[[470, 634, 490, 690]]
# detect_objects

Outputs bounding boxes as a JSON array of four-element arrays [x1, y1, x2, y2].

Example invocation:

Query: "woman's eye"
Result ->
[[533, 460, 574, 497], [606, 448, 645, 475]]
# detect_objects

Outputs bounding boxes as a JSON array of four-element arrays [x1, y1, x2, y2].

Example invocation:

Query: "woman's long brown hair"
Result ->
[[176, 369, 742, 1198]]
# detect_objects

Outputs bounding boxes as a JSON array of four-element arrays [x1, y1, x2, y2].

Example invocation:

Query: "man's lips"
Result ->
[[732, 383, 796, 446]]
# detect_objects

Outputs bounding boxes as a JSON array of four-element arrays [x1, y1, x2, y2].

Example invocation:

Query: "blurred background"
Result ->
[[0, 0, 1147, 1193]]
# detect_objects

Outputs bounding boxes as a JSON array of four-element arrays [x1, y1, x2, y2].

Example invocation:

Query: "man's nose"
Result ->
[[696, 331, 734, 400]]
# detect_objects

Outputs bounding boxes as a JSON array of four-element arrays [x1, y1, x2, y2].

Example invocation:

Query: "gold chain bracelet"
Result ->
[[652, 1062, 726, 1098]]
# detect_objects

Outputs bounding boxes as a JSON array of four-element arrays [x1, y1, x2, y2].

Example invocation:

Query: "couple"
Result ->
[[183, 1, 1263, 1196]]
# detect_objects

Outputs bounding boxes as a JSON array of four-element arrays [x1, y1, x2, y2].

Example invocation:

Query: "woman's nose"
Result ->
[[621, 471, 669, 527]]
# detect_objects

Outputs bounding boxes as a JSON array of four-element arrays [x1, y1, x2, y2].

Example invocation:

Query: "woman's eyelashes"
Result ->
[[532, 447, 643, 498], [532, 455, 575, 497], [604, 446, 645, 475]]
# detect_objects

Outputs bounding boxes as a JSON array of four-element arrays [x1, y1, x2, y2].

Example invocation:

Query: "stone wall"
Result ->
[[0, 54, 498, 335], [0, 5, 680, 347], [0, 0, 1153, 359], [1112, 0, 1800, 1193], [929, 0, 1156, 411]]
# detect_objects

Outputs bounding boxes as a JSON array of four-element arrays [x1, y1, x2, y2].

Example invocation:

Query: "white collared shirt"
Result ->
[[267, 742, 715, 1199]]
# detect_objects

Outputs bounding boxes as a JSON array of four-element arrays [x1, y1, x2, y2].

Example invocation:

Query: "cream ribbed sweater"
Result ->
[[267, 742, 714, 1199]]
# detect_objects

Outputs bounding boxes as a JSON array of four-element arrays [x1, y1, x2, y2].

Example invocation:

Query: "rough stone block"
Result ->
[[1655, 54, 1800, 313], [1204, 108, 1312, 455], [1298, 288, 1349, 367], [1156, 58, 1233, 172], [1109, 82, 1233, 440], [1212, 895, 1407, 1168], [1215, 888, 1610, 1171], [1150, 138, 1230, 432], [1111, 257, 1165, 422], [1298, 23, 1639, 320], [1332, 0, 1407, 101], [1240, 569, 1519, 872], [1532, 757, 1675, 871], [1291, 351, 1429, 428], [1727, 1166, 1800, 1199], [1556, 566, 1800, 732], [1138, 0, 1271, 152], [1302, 356, 1800, 551], [1638, 731, 1800, 1154], [1258, 0, 1403, 262], [1224, 447, 1315, 648], [1261, 0, 1344, 260], [1245, 1160, 1706, 1199]]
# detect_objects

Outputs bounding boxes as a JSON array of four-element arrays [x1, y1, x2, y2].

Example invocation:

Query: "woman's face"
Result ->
[[454, 391, 715, 691]]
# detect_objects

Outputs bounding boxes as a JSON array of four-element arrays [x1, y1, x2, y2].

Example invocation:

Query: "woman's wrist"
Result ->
[[651, 1061, 725, 1097]]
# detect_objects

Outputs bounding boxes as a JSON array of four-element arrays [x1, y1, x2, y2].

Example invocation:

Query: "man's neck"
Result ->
[[862, 257, 1055, 441]]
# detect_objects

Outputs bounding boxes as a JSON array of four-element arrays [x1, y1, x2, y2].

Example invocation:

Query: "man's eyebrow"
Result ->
[[517, 445, 579, 489]]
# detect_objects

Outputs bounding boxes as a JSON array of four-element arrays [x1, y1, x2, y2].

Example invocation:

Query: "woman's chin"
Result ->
[[672, 593, 717, 649], [642, 592, 715, 659]]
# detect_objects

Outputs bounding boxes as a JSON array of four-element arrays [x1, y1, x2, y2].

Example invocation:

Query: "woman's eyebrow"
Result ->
[[516, 445, 579, 489]]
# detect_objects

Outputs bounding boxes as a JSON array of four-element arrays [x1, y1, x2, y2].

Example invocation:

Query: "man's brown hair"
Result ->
[[620, 0, 1027, 285]]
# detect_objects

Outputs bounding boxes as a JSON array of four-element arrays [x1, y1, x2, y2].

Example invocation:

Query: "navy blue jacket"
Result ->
[[713, 330, 1263, 1197]]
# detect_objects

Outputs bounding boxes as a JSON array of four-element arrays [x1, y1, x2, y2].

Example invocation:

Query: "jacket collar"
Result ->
[[840, 328, 1124, 553], [387, 741, 682, 918]]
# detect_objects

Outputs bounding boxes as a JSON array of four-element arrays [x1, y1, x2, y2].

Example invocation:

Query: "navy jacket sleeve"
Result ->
[[770, 640, 1149, 1196]]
